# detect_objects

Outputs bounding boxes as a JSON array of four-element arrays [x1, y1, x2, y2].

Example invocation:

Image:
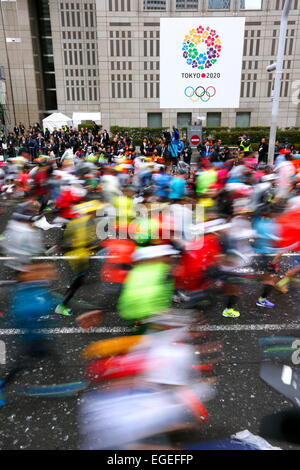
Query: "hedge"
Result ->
[[78, 122, 102, 132], [109, 126, 300, 146], [203, 129, 300, 145], [110, 126, 188, 145]]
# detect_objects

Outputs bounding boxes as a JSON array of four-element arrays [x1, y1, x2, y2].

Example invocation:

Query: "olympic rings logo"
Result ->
[[184, 86, 216, 102]]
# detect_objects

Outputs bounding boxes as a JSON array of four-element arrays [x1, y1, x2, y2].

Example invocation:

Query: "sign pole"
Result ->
[[267, 0, 291, 166]]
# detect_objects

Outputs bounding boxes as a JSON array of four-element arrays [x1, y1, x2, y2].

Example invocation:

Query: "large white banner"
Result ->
[[160, 17, 245, 109]]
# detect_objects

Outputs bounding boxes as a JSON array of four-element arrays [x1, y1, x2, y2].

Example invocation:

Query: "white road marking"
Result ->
[[0, 253, 298, 260], [0, 327, 131, 335], [0, 340, 5, 364], [0, 256, 108, 260], [193, 323, 300, 332], [0, 323, 300, 335]]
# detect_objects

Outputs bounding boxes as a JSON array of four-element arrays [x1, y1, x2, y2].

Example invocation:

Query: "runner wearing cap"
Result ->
[[117, 244, 179, 329], [55, 200, 104, 316]]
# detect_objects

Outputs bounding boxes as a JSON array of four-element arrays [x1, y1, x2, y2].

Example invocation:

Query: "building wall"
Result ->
[[50, 0, 100, 118], [1, 0, 300, 129], [94, 0, 300, 129], [0, 0, 40, 127]]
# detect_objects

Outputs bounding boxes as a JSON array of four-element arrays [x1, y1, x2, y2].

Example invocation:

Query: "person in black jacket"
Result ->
[[103, 129, 110, 145], [18, 135, 29, 155], [0, 130, 6, 155], [258, 138, 268, 164], [183, 141, 192, 165], [211, 139, 222, 162], [44, 128, 50, 141], [6, 133, 16, 158]]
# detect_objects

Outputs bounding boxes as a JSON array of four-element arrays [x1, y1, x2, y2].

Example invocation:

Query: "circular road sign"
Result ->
[[190, 135, 201, 146]]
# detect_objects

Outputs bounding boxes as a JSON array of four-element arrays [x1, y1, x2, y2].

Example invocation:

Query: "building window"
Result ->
[[208, 0, 230, 8], [176, 0, 199, 8], [109, 30, 132, 57], [274, 0, 284, 8], [285, 29, 295, 56], [39, 0, 51, 19], [43, 73, 56, 89], [147, 113, 162, 128], [144, 61, 159, 71], [40, 38, 53, 55], [207, 112, 221, 127], [240, 73, 258, 98], [143, 0, 166, 10], [143, 31, 160, 57], [243, 30, 261, 56], [144, 74, 160, 98], [177, 113, 192, 127], [111, 61, 132, 71], [111, 74, 133, 99], [39, 19, 52, 36], [43, 55, 55, 72], [109, 0, 131, 10], [45, 90, 57, 110], [271, 29, 295, 58], [236, 112, 251, 127], [267, 66, 291, 99], [240, 0, 262, 8]]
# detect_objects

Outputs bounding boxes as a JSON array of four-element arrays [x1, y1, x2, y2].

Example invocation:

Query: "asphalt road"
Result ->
[[0, 203, 300, 450]]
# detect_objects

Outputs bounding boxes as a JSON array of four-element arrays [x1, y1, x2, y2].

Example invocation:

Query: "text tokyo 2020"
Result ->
[[181, 72, 221, 79]]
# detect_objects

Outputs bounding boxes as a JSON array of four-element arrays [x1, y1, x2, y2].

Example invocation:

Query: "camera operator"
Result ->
[[239, 134, 252, 156]]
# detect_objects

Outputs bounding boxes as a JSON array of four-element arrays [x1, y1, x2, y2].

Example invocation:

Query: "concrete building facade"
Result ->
[[0, 0, 300, 129]]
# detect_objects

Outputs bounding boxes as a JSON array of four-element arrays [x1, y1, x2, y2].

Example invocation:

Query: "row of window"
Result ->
[[62, 43, 97, 67], [106, 29, 295, 58], [65, 69, 98, 77], [107, 74, 291, 99], [109, 61, 160, 72], [106, 0, 298, 11], [111, 61, 132, 71], [267, 72, 291, 98], [111, 81, 133, 99], [35, 1, 57, 111], [59, 1, 98, 104], [65, 80, 99, 102], [108, 0, 131, 10], [60, 9, 95, 27], [141, 0, 298, 9], [243, 29, 295, 58], [147, 112, 252, 128], [60, 3, 95, 10], [144, 61, 160, 70], [62, 31, 96, 40], [271, 29, 295, 56], [110, 38, 132, 57]]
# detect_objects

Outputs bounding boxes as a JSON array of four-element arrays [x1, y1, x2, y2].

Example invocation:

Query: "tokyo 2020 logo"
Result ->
[[182, 26, 222, 70]]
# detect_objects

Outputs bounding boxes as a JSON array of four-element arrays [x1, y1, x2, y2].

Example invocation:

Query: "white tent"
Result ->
[[72, 112, 101, 129], [42, 112, 73, 132]]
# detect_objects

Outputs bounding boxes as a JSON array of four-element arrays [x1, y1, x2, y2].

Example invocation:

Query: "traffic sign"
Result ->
[[190, 135, 201, 146]]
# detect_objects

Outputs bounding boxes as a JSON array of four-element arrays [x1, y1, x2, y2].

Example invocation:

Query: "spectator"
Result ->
[[183, 141, 192, 165], [239, 134, 252, 155], [258, 138, 268, 164]]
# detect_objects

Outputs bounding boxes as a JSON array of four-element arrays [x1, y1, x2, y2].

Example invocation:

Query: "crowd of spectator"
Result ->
[[0, 121, 298, 169]]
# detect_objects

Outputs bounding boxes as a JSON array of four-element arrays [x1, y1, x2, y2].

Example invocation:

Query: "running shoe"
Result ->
[[55, 304, 74, 316], [256, 298, 275, 308], [222, 308, 240, 318]]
